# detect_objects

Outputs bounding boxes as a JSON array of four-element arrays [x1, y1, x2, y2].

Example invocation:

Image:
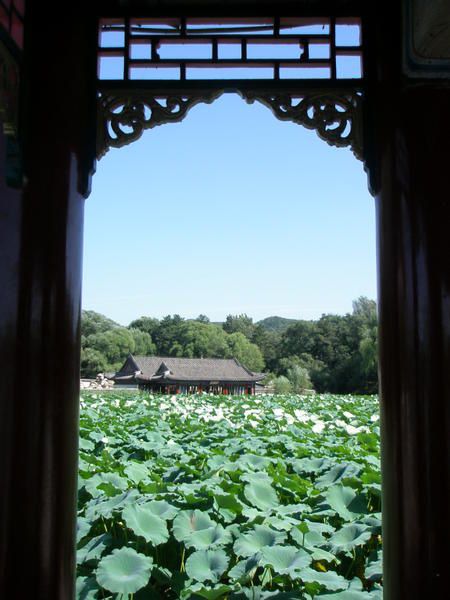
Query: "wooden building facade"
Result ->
[[113, 355, 263, 395]]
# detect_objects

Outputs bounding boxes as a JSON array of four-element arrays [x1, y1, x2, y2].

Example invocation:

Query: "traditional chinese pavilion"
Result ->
[[113, 354, 264, 394], [0, 2, 449, 599]]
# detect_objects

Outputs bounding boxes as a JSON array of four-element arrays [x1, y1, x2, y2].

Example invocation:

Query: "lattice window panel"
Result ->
[[98, 17, 363, 83], [97, 17, 365, 161]]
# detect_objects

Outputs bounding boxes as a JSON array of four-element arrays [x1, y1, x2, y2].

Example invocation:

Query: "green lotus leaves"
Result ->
[[173, 509, 217, 543], [365, 551, 383, 582], [234, 525, 286, 557], [185, 549, 229, 583], [122, 504, 169, 545], [139, 499, 179, 520], [238, 454, 273, 469], [124, 461, 149, 483], [290, 525, 326, 548], [291, 457, 331, 475], [260, 545, 312, 576], [79, 437, 95, 452], [327, 524, 373, 554], [76, 576, 99, 600], [316, 590, 377, 599], [96, 547, 153, 594], [85, 489, 141, 520], [77, 517, 91, 543], [214, 492, 244, 515], [78, 391, 382, 598], [228, 554, 261, 582], [315, 464, 361, 489], [84, 472, 128, 498], [325, 485, 368, 520], [77, 533, 112, 564], [189, 583, 234, 599], [244, 479, 280, 511], [299, 567, 347, 591], [181, 523, 233, 550]]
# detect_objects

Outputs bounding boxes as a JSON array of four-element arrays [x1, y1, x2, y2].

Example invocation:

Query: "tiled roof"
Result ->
[[123, 355, 263, 382]]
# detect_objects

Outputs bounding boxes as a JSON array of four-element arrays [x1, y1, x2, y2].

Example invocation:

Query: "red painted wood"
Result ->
[[0, 9, 96, 599], [377, 88, 450, 599]]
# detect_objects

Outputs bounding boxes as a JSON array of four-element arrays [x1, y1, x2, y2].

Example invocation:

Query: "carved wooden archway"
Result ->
[[0, 3, 449, 600], [95, 16, 365, 162]]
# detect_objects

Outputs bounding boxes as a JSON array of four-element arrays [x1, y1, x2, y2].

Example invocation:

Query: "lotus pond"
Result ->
[[77, 393, 382, 599]]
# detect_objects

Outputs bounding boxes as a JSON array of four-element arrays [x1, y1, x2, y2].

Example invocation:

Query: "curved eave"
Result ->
[[112, 374, 136, 381], [136, 375, 264, 384]]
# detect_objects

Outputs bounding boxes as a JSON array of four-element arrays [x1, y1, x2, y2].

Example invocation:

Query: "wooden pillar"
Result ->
[[376, 86, 450, 598], [0, 8, 96, 600]]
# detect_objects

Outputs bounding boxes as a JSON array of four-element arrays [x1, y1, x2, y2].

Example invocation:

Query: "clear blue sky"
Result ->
[[83, 94, 376, 326]]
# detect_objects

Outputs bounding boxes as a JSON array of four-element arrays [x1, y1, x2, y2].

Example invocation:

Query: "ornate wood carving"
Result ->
[[242, 91, 363, 159], [96, 16, 365, 160], [97, 89, 363, 160], [97, 91, 223, 158]]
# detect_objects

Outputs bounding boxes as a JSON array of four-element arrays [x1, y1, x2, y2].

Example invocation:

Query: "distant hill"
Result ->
[[256, 316, 299, 333]]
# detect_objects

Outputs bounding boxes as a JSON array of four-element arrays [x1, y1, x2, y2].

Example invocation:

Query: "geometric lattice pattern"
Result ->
[[98, 17, 363, 82], [97, 16, 365, 161]]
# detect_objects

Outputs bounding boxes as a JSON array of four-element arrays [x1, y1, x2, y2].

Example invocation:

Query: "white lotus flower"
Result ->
[[312, 420, 325, 433], [294, 409, 310, 423]]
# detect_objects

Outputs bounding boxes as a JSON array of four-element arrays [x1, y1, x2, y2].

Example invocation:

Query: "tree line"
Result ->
[[80, 296, 378, 394]]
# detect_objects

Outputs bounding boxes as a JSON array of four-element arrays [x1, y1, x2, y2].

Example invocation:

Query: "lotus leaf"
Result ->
[[173, 509, 217, 542], [244, 480, 279, 511], [185, 549, 229, 583], [122, 504, 169, 545], [260, 545, 312, 576], [234, 525, 286, 557], [96, 547, 153, 594], [327, 524, 372, 554], [325, 485, 368, 520]]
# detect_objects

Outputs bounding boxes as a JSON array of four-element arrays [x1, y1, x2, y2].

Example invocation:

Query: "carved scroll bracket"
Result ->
[[97, 91, 224, 159], [97, 89, 363, 162], [240, 91, 363, 160]]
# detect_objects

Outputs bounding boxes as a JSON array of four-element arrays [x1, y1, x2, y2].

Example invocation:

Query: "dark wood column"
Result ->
[[0, 8, 96, 600], [376, 86, 450, 598]]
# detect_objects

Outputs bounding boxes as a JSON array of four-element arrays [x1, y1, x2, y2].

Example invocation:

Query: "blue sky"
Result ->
[[83, 94, 376, 325]]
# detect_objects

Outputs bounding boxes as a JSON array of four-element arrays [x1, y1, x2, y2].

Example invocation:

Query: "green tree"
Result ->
[[195, 314, 210, 324], [226, 332, 265, 372], [251, 324, 280, 372], [129, 328, 156, 356], [352, 296, 377, 321], [178, 321, 230, 358], [273, 375, 292, 394], [86, 328, 136, 367], [80, 347, 108, 378], [152, 315, 187, 355], [81, 310, 120, 338], [128, 316, 160, 338], [286, 364, 313, 393], [279, 320, 317, 359], [353, 297, 378, 393], [223, 314, 255, 340]]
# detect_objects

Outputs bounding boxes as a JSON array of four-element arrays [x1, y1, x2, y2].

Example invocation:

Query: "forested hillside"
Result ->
[[256, 316, 299, 333], [80, 297, 378, 394]]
